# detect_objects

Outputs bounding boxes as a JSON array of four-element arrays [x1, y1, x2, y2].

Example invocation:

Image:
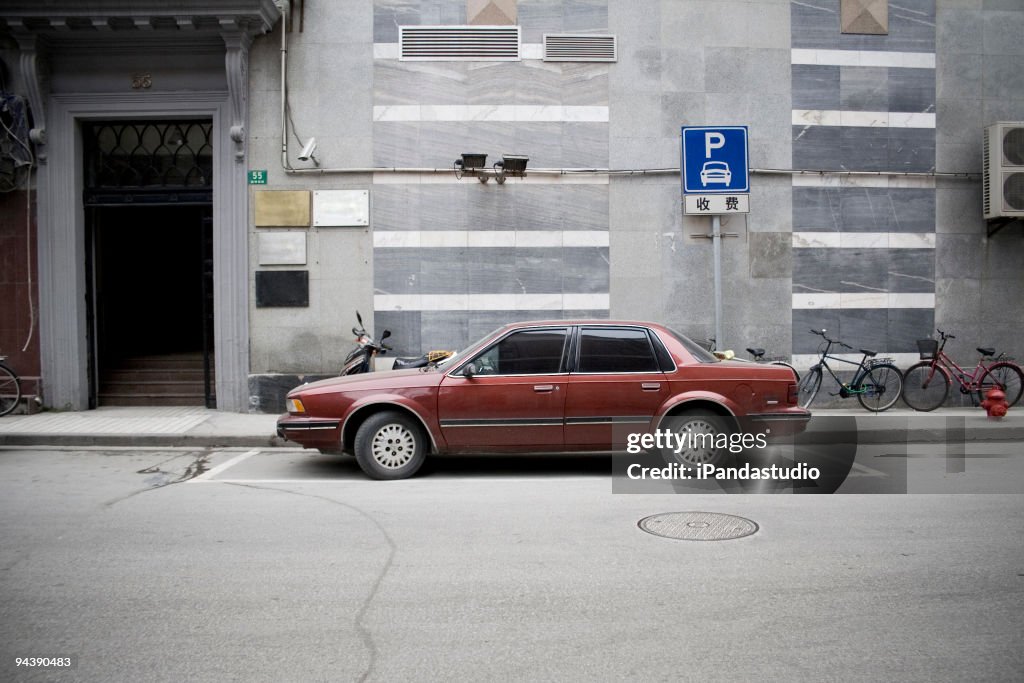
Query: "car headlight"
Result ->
[[287, 398, 306, 414]]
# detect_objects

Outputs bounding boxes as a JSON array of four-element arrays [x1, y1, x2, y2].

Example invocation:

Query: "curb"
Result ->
[[0, 434, 291, 449]]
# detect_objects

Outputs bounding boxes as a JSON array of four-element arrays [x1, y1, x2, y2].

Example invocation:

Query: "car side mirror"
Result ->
[[462, 363, 477, 378], [381, 329, 391, 340]]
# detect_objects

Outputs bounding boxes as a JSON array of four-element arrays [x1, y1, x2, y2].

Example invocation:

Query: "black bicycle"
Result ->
[[0, 355, 21, 417], [796, 329, 903, 412]]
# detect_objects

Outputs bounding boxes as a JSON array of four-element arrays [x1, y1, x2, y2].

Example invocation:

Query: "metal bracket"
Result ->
[[986, 217, 1022, 238]]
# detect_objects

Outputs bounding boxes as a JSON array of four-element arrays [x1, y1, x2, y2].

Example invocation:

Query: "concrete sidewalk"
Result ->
[[0, 405, 1021, 449]]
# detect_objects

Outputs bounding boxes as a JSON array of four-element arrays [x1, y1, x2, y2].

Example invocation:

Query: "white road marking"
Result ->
[[189, 449, 260, 482]]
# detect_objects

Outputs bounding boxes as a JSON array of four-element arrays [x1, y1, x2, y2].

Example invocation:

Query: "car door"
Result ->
[[564, 326, 670, 448], [437, 327, 569, 451]]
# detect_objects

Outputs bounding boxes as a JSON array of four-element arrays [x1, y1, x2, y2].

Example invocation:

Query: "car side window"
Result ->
[[471, 328, 567, 375], [578, 328, 660, 373]]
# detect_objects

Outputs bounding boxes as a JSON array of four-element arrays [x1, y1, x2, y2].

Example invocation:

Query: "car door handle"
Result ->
[[641, 383, 661, 391], [534, 384, 555, 393]]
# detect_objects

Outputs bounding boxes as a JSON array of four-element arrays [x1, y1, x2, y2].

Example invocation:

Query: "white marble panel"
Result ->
[[792, 293, 843, 309], [791, 49, 935, 69], [793, 232, 841, 248], [373, 292, 610, 311], [889, 233, 936, 249], [840, 232, 889, 248], [841, 292, 888, 308], [373, 104, 609, 122], [467, 231, 516, 247], [515, 231, 561, 247], [889, 293, 935, 308]]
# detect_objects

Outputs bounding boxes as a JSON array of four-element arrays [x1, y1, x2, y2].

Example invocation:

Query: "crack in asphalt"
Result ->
[[103, 450, 212, 508], [224, 482, 396, 683]]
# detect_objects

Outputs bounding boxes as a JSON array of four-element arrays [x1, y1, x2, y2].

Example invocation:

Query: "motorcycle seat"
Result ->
[[861, 349, 877, 357], [977, 347, 995, 357], [746, 347, 765, 359], [392, 356, 426, 369]]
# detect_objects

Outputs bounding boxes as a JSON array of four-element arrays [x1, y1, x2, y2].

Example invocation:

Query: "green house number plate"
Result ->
[[248, 170, 268, 185]]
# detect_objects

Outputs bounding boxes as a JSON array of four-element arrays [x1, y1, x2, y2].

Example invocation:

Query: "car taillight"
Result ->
[[787, 383, 798, 405]]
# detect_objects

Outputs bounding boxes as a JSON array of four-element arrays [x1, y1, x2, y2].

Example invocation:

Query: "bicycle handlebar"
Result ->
[[936, 328, 955, 340]]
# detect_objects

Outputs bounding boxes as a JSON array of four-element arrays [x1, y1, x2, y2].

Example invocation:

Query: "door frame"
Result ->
[[40, 93, 249, 411]]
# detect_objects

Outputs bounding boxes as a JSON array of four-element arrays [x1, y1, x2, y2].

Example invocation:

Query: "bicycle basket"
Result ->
[[916, 339, 938, 360]]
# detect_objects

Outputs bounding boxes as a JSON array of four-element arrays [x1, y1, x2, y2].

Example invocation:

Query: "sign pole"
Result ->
[[712, 214, 723, 348]]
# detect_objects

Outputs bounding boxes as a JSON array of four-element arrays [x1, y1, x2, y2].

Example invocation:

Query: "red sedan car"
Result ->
[[277, 321, 810, 479]]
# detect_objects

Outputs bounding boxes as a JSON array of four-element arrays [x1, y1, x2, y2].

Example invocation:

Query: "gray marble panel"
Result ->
[[564, 185, 609, 231], [792, 125, 843, 170], [792, 65, 841, 111], [937, 9, 985, 57], [419, 0, 466, 26], [374, 61, 469, 106], [516, 252, 565, 293], [373, 185, 422, 231], [887, 249, 936, 293], [841, 67, 889, 112], [515, 62, 564, 107], [374, 248, 422, 295], [420, 185, 470, 231], [890, 189, 935, 233], [562, 247, 610, 293], [838, 308, 888, 355], [466, 185, 517, 230], [791, 0, 841, 50], [468, 249, 520, 294], [513, 123, 564, 169], [563, 0, 608, 32], [373, 122, 421, 167], [888, 308, 935, 353], [793, 188, 842, 232], [374, 311, 422, 357], [518, 0, 564, 43], [983, 9, 1024, 57], [840, 127, 890, 171], [888, 68, 935, 114], [466, 63, 517, 105], [793, 248, 889, 293], [839, 188, 903, 232], [562, 123, 609, 167], [561, 64, 610, 107], [881, 0, 936, 52], [420, 311, 470, 354], [935, 234, 984, 280], [373, 0, 419, 43], [792, 309, 842, 354], [421, 248, 470, 294], [887, 128, 935, 173], [983, 59, 1024, 100], [514, 186, 564, 231]]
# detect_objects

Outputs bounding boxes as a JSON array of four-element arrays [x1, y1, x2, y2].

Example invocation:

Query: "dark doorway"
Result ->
[[88, 206, 215, 407], [82, 120, 215, 408]]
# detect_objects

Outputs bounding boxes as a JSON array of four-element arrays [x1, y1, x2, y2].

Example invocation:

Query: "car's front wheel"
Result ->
[[353, 411, 427, 480]]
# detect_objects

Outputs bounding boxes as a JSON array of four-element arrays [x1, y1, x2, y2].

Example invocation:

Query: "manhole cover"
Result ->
[[638, 512, 758, 541]]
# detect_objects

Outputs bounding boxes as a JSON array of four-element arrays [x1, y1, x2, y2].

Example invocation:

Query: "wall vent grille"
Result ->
[[399, 25, 520, 61], [543, 34, 617, 62]]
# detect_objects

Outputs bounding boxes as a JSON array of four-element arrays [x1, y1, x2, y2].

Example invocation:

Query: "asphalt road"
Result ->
[[0, 445, 1022, 682]]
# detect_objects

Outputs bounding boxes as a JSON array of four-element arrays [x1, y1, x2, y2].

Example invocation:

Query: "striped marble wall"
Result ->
[[371, 0, 611, 356], [790, 0, 937, 368]]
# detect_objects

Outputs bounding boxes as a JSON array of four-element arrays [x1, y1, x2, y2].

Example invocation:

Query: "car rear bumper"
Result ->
[[744, 409, 812, 437]]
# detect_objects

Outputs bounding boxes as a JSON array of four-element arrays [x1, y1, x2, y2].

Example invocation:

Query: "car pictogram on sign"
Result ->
[[699, 161, 731, 187]]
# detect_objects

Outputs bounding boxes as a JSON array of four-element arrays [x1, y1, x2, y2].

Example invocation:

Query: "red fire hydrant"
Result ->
[[981, 387, 1009, 419]]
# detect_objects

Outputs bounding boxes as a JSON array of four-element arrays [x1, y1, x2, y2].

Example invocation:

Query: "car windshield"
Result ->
[[428, 327, 506, 370], [662, 327, 719, 363]]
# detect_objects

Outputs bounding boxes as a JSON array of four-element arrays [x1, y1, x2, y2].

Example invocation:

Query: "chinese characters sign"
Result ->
[[681, 126, 750, 215]]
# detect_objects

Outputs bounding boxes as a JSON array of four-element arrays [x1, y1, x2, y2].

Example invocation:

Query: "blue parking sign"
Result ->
[[682, 126, 749, 194]]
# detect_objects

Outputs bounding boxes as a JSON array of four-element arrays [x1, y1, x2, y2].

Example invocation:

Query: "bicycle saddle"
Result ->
[[977, 347, 995, 357], [746, 347, 765, 359], [861, 349, 877, 357]]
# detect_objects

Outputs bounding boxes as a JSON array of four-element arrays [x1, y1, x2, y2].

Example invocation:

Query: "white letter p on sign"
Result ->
[[705, 132, 725, 158]]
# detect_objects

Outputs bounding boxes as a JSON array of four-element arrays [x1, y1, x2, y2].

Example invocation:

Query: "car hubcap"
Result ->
[[371, 424, 416, 469], [674, 419, 720, 466]]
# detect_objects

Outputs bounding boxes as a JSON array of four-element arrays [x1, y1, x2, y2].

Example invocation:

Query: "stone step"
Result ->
[[98, 393, 211, 407], [99, 380, 209, 396]]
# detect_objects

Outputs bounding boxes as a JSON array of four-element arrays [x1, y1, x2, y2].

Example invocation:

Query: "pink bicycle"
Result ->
[[901, 329, 1023, 412]]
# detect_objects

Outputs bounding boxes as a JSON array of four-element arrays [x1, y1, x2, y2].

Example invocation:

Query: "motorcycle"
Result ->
[[341, 312, 455, 375]]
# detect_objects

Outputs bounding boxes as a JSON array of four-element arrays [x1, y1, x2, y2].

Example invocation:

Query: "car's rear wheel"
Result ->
[[353, 411, 427, 480], [660, 410, 734, 470]]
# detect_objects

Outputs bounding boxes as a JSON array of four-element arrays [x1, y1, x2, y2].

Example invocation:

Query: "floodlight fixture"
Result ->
[[454, 153, 489, 182], [494, 155, 529, 184]]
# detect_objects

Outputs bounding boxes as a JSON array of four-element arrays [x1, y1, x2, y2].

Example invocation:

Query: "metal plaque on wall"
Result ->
[[258, 232, 307, 265], [313, 190, 369, 227]]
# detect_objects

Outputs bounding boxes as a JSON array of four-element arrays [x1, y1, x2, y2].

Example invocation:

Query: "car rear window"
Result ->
[[661, 327, 719, 363], [577, 328, 660, 373]]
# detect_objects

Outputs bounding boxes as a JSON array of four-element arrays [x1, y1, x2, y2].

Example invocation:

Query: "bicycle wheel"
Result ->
[[901, 361, 950, 412], [797, 366, 822, 409], [770, 361, 800, 383], [857, 363, 903, 412], [0, 364, 21, 417], [976, 362, 1024, 407]]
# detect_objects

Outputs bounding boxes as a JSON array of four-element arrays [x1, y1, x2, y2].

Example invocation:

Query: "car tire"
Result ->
[[353, 411, 427, 480], [660, 410, 735, 470]]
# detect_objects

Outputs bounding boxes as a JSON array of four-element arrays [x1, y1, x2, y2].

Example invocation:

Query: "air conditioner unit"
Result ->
[[983, 122, 1024, 219]]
